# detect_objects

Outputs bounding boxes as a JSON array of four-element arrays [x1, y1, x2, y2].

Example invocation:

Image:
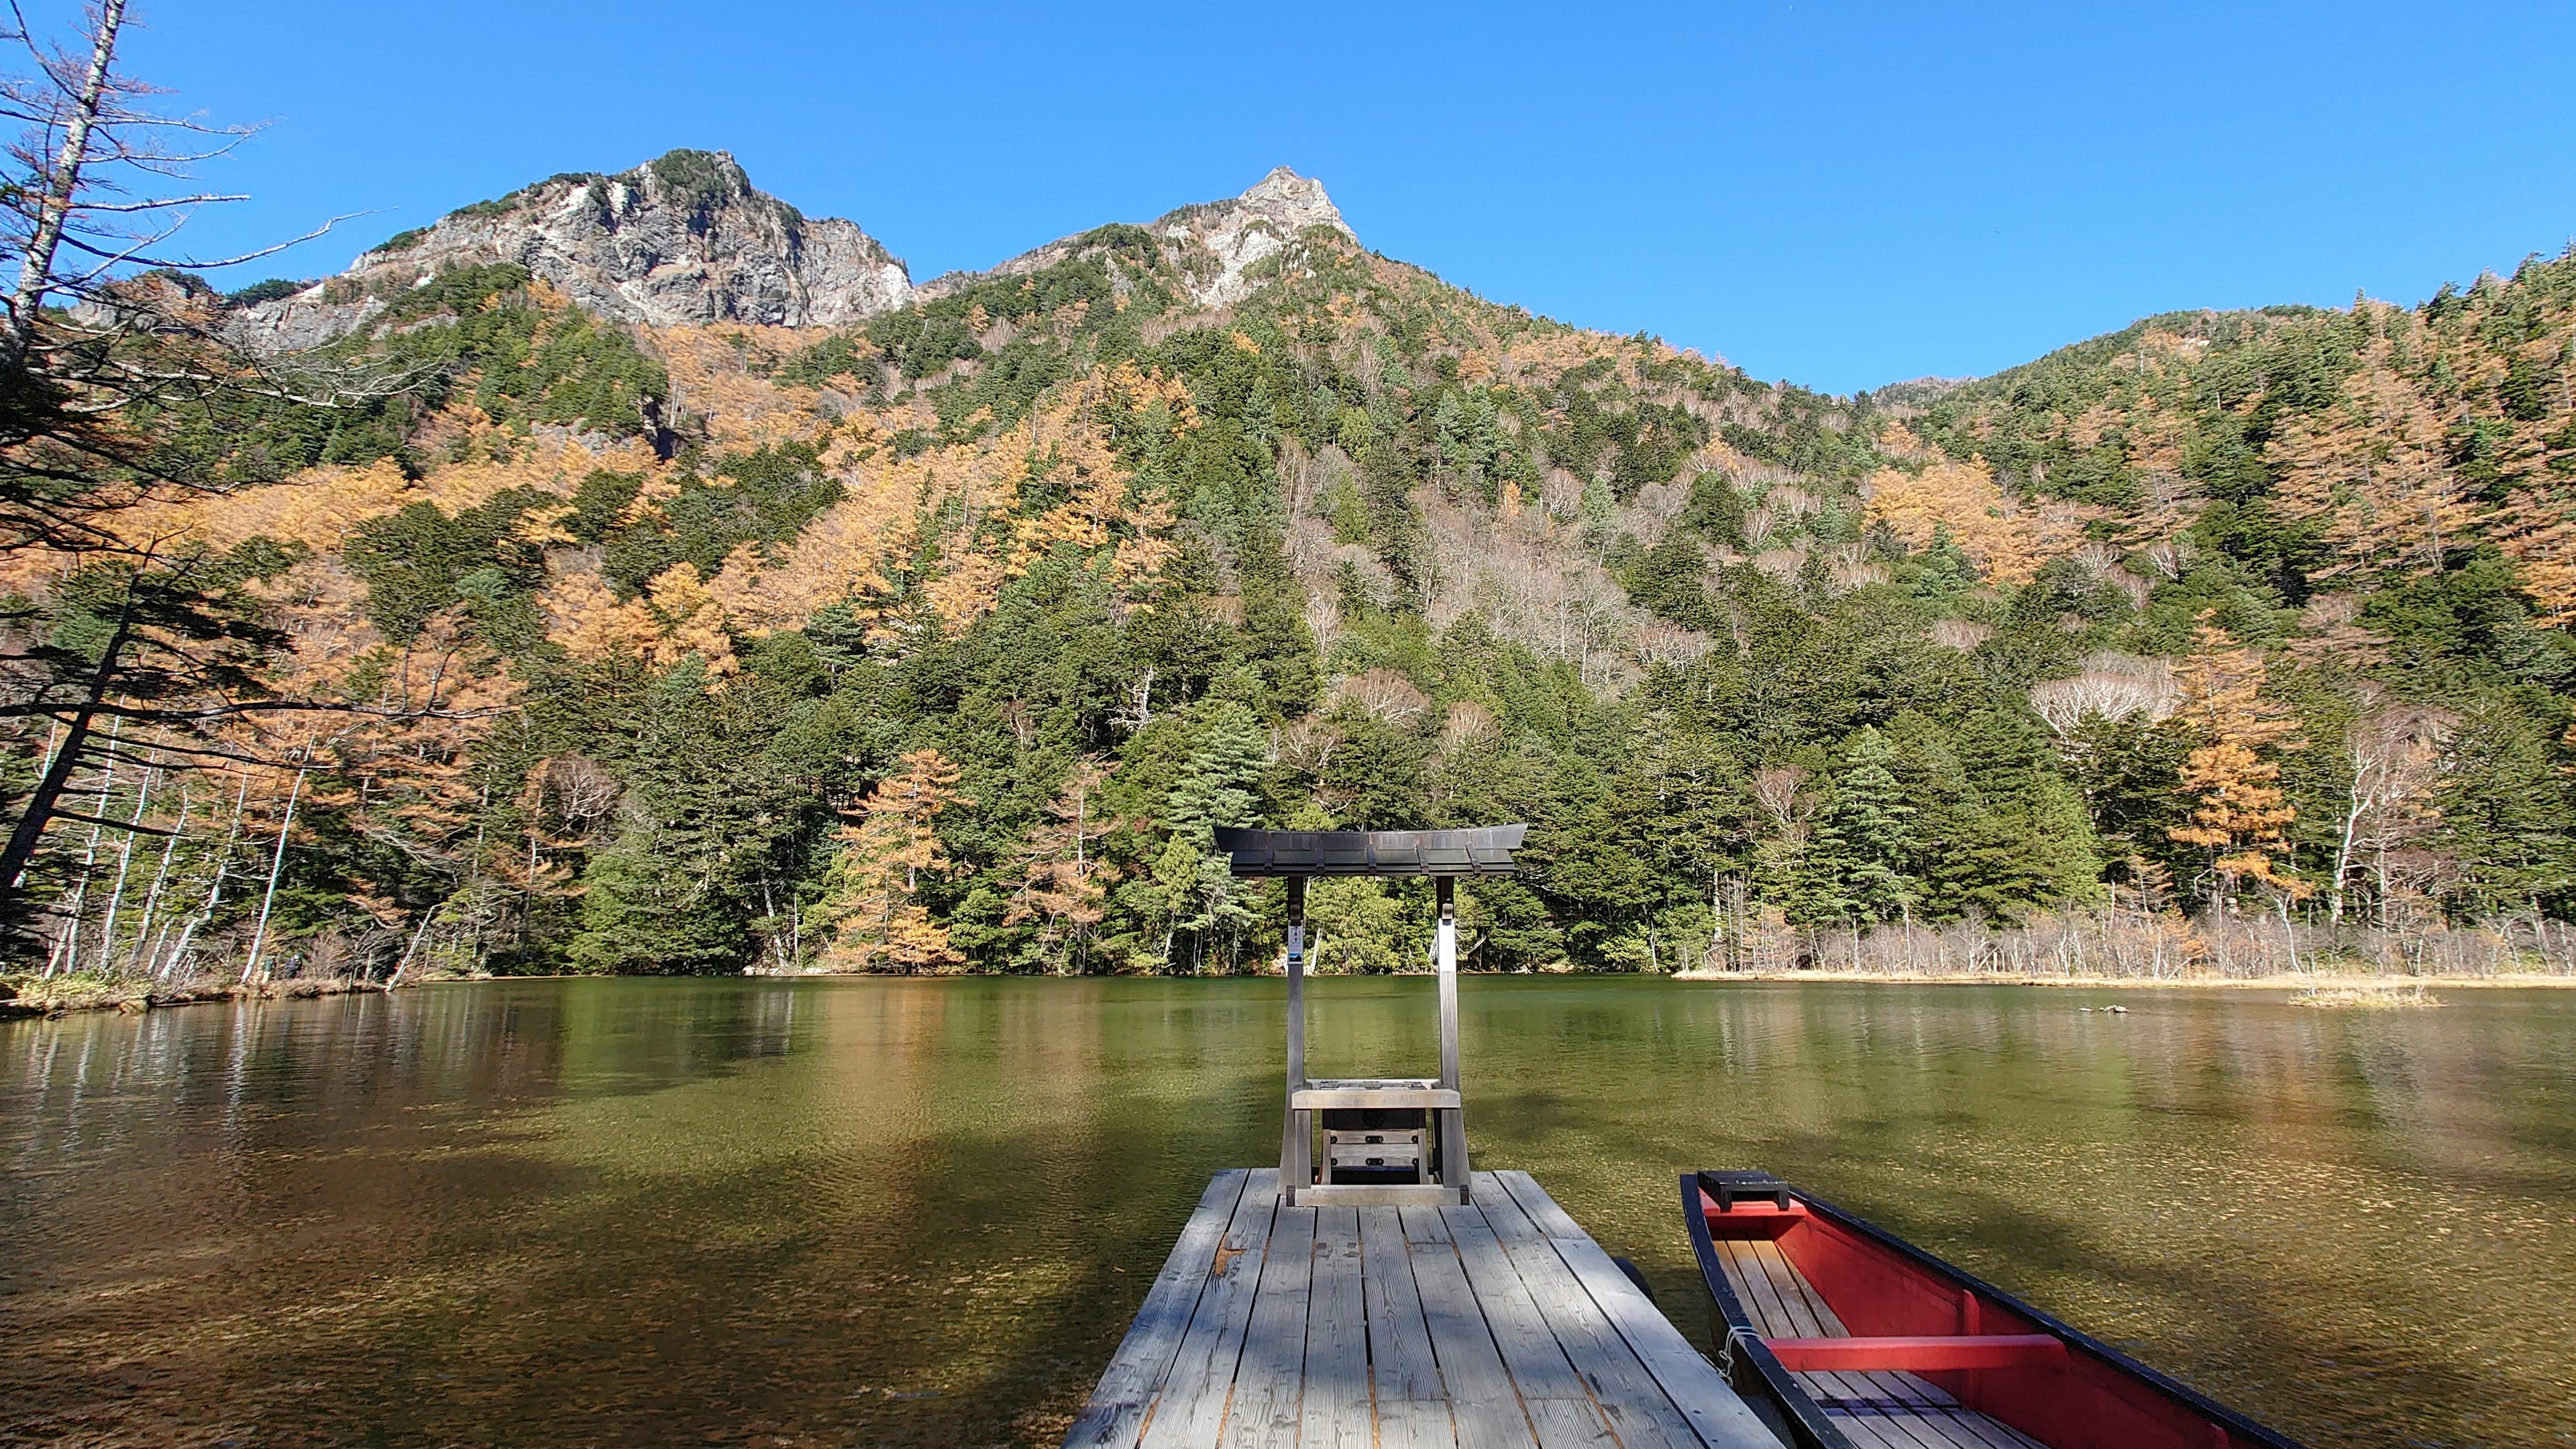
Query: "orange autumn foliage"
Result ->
[[816, 749, 971, 973], [1864, 456, 2088, 584], [2167, 627, 2309, 897]]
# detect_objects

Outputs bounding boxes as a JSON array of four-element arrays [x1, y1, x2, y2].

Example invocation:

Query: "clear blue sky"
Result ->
[[75, 1, 2576, 394]]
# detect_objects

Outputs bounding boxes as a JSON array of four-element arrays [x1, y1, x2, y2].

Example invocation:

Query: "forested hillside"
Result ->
[[9, 151, 2576, 983]]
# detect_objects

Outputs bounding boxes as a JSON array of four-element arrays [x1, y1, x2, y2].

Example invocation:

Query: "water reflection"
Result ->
[[2, 979, 2570, 1448]]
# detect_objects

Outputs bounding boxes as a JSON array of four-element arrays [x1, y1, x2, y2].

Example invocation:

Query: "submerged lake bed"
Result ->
[[2, 977, 2571, 1448]]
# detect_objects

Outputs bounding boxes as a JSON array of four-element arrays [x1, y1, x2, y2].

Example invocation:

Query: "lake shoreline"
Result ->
[[0, 973, 389, 1019], [10, 967, 2571, 1020], [1669, 969, 2576, 988]]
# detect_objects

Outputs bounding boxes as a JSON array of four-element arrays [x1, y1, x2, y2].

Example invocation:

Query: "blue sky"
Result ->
[[76, 1, 2576, 393]]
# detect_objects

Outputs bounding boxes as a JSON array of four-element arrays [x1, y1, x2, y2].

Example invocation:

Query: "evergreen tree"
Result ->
[[2434, 704, 2576, 917], [1157, 704, 1267, 971], [1822, 727, 1919, 921]]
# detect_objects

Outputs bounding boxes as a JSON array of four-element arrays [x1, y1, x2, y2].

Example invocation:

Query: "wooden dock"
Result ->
[[1065, 1168, 1781, 1449]]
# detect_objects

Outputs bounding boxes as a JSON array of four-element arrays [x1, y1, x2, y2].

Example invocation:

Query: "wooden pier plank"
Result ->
[[1358, 1207, 1448, 1409], [1069, 1169, 1782, 1449], [1443, 1201, 1597, 1405], [1377, 1399, 1462, 1449], [1220, 1201, 1316, 1449], [1443, 1203, 1614, 1448], [1295, 1208, 1371, 1449], [1399, 1203, 1452, 1244], [1065, 1169, 1254, 1449], [1521, 1398, 1622, 1449], [1477, 1176, 1706, 1449], [1493, 1171, 1782, 1449], [1405, 1210, 1541, 1449], [1138, 1169, 1282, 1449]]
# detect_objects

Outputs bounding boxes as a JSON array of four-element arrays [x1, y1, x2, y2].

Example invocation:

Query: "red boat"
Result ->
[[1682, 1170, 2306, 1449]]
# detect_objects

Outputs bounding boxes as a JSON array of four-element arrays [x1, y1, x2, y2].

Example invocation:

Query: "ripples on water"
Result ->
[[2, 978, 2571, 1448]]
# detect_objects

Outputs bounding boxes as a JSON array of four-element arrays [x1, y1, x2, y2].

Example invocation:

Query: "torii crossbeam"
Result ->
[[1213, 824, 1527, 1207]]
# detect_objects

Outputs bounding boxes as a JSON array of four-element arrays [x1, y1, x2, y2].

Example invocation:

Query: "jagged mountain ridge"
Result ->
[[225, 152, 1353, 353], [227, 150, 911, 351]]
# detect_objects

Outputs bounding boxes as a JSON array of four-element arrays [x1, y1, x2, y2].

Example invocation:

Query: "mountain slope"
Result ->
[[16, 158, 2576, 985]]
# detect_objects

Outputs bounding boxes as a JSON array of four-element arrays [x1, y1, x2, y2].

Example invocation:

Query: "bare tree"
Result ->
[[0, 3, 401, 933], [2334, 704, 2452, 925], [1340, 667, 1428, 724], [2029, 653, 2177, 737], [1750, 764, 1807, 830]]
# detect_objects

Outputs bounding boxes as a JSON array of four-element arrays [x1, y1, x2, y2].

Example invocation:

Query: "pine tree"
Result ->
[[1821, 727, 1919, 922], [2434, 704, 2575, 917], [1158, 705, 1267, 971]]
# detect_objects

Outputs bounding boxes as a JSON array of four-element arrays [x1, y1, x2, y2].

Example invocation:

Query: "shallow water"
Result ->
[[2, 977, 2571, 1448]]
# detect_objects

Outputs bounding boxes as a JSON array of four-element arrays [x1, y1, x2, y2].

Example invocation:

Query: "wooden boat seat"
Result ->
[[1710, 1236, 2049, 1449], [1765, 1335, 2068, 1373]]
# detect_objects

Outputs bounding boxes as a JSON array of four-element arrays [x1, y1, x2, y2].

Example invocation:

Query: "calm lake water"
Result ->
[[3, 977, 2571, 1449]]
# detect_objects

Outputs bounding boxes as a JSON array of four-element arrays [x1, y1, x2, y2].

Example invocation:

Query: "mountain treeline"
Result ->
[[9, 153, 2576, 983]]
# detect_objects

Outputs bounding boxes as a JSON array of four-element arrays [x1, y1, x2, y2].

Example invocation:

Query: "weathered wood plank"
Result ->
[[1476, 1177, 1704, 1449], [1359, 1207, 1447, 1408], [1443, 1202, 1596, 1406], [1851, 1371, 1955, 1409], [1297, 1208, 1371, 1449], [1221, 1201, 1316, 1449], [1406, 1218, 1539, 1449], [1492, 1171, 1780, 1449], [1823, 1407, 1913, 1449], [1935, 1407, 2047, 1449], [1838, 1405, 1992, 1449], [1075, 1170, 1782, 1449], [1740, 1242, 1828, 1338], [1138, 1169, 1281, 1449], [1754, 1239, 1849, 1335], [1065, 1169, 1254, 1449], [1521, 1398, 1621, 1449], [1744, 1237, 1897, 1413], [1377, 1399, 1462, 1449]]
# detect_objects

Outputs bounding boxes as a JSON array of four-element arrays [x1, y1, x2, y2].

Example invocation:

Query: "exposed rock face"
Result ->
[[226, 150, 914, 352], [1155, 166, 1354, 308], [225, 161, 1354, 351], [918, 166, 1353, 309]]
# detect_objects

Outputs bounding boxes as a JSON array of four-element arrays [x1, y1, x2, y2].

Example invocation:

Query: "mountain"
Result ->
[[223, 153, 1356, 355], [19, 150, 2576, 986], [917, 165, 1353, 309], [224, 150, 914, 351]]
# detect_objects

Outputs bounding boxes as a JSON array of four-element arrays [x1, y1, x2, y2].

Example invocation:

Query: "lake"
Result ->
[[3, 977, 2571, 1448]]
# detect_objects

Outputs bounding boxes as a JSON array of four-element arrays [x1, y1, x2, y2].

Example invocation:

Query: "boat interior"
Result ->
[[1690, 1171, 2292, 1449]]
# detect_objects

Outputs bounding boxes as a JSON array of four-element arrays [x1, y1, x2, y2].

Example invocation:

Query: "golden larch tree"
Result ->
[[2167, 627, 2309, 900], [816, 748, 970, 973], [1004, 755, 1120, 972]]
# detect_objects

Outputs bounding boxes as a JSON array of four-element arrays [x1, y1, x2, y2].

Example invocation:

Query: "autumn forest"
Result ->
[[9, 61, 2576, 991]]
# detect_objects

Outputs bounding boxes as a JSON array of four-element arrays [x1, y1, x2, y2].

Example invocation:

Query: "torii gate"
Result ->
[[1212, 824, 1527, 1208]]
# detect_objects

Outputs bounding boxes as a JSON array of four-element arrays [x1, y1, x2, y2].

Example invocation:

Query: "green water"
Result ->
[[2, 977, 2571, 1448]]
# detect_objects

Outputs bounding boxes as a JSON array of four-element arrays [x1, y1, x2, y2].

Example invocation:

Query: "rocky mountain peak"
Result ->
[[224, 161, 1356, 352], [1150, 166, 1352, 307], [918, 167, 1354, 309], [225, 149, 915, 352]]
